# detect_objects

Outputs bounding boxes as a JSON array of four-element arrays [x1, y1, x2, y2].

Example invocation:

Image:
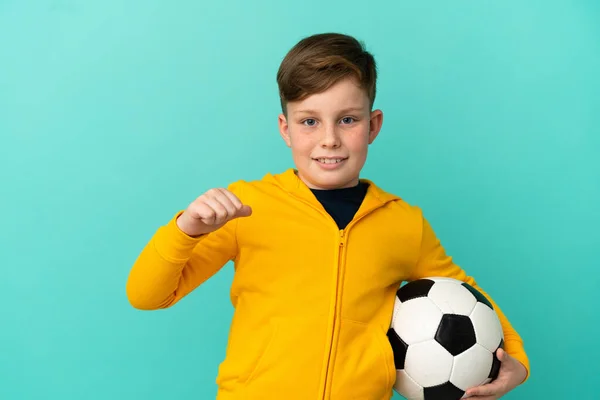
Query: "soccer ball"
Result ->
[[387, 277, 504, 400]]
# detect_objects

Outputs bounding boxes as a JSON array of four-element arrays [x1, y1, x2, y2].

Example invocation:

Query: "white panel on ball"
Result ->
[[429, 277, 461, 283], [390, 295, 402, 327], [450, 343, 493, 391], [392, 297, 443, 345], [427, 281, 477, 316], [470, 302, 504, 353], [394, 370, 424, 400], [405, 340, 454, 388]]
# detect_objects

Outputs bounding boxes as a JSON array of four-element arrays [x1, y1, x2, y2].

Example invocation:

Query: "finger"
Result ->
[[191, 200, 217, 226], [217, 189, 252, 217], [465, 382, 502, 397], [212, 189, 240, 218], [217, 188, 243, 209], [202, 196, 230, 225]]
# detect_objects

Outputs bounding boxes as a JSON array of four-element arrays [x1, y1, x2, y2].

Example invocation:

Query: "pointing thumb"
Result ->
[[237, 205, 252, 217]]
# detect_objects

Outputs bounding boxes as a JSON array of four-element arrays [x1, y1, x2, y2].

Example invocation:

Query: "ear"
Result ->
[[278, 113, 292, 147], [368, 109, 383, 144]]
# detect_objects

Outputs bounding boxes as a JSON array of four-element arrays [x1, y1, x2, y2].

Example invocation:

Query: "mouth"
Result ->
[[313, 157, 348, 164]]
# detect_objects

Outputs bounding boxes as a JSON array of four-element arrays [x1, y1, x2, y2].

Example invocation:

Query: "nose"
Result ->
[[320, 123, 341, 148]]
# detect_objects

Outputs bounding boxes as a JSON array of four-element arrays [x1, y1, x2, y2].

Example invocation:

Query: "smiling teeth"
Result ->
[[317, 158, 344, 164]]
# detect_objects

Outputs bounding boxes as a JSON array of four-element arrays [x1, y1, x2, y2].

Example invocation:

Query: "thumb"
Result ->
[[236, 204, 252, 218], [496, 347, 510, 364]]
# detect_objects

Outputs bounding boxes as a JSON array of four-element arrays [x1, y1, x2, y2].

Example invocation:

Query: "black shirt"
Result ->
[[310, 181, 369, 230]]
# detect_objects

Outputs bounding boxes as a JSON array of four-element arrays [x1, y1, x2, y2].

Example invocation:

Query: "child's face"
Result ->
[[278, 77, 383, 190]]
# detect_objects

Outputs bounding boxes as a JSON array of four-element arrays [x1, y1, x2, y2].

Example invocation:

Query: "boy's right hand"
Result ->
[[176, 188, 252, 237]]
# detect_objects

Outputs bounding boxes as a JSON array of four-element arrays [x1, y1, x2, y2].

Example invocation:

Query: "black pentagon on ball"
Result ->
[[423, 381, 465, 400], [434, 314, 476, 356], [461, 282, 493, 310], [387, 328, 408, 369], [397, 279, 435, 302], [489, 338, 504, 380]]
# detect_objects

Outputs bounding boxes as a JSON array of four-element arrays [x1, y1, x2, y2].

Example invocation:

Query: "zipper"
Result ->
[[321, 228, 346, 400]]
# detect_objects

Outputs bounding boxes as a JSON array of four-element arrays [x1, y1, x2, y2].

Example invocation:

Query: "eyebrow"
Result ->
[[294, 107, 364, 116]]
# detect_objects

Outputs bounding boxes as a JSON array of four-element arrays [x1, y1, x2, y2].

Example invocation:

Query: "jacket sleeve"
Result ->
[[125, 183, 241, 310], [408, 213, 530, 382]]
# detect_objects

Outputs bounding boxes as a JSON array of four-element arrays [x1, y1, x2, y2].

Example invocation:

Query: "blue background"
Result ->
[[1, 1, 598, 398]]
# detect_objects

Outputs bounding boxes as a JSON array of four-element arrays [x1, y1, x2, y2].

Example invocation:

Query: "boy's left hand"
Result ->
[[464, 348, 527, 399]]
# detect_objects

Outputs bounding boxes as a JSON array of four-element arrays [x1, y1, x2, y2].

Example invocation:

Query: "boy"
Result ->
[[126, 33, 529, 399]]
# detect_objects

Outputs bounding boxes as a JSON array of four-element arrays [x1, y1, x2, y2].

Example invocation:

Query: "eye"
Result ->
[[341, 117, 355, 124], [302, 119, 317, 126]]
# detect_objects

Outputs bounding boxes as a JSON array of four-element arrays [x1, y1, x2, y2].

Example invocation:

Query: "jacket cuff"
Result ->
[[152, 211, 203, 263]]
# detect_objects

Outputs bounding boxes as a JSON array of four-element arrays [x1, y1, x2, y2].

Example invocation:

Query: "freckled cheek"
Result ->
[[291, 141, 316, 160], [296, 138, 319, 154], [346, 137, 370, 153]]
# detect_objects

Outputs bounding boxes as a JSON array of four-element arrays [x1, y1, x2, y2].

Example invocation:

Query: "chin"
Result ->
[[296, 161, 360, 189], [308, 172, 358, 190]]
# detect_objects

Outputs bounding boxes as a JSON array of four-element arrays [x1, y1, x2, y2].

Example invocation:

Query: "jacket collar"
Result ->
[[264, 168, 400, 216]]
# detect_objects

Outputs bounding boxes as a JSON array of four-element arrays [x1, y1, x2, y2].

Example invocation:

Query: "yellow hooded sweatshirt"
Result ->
[[126, 168, 529, 400]]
